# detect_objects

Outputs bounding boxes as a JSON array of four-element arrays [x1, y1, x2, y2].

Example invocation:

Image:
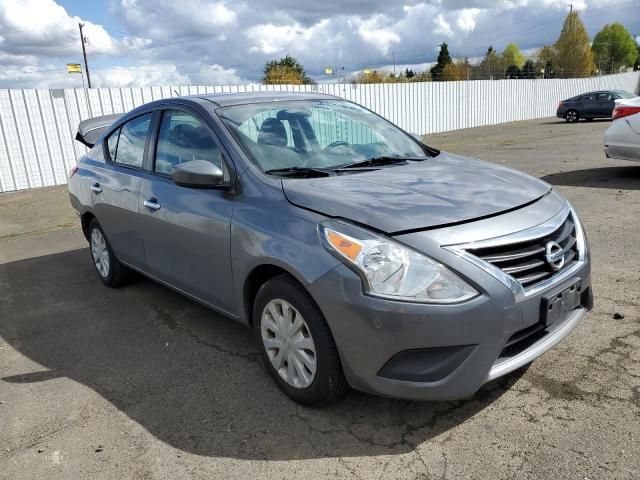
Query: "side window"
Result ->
[[597, 93, 612, 101], [155, 111, 225, 175], [112, 114, 152, 168], [107, 127, 120, 161]]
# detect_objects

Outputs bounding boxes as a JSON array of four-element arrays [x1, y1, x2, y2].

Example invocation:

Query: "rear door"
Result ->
[[90, 112, 153, 269], [138, 108, 236, 314], [580, 93, 598, 117]]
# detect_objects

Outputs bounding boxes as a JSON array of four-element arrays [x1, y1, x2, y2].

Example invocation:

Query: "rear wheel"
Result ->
[[253, 274, 347, 406], [88, 219, 130, 288], [565, 109, 579, 123]]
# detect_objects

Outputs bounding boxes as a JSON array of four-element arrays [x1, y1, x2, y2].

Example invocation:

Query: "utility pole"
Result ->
[[78, 23, 91, 88], [392, 52, 396, 77]]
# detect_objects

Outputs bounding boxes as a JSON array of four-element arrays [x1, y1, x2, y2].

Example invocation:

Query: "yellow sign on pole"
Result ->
[[324, 67, 333, 75], [67, 63, 82, 74]]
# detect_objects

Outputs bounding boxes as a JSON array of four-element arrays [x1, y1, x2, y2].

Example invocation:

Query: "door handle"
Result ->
[[144, 199, 161, 211], [91, 183, 102, 193]]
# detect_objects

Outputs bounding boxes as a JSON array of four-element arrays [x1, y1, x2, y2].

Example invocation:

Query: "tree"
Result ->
[[441, 62, 461, 81], [477, 46, 502, 79], [353, 70, 394, 83], [635, 44, 640, 71], [521, 59, 536, 79], [536, 45, 556, 78], [505, 65, 521, 78], [592, 23, 638, 74], [554, 11, 593, 78], [263, 55, 315, 85], [456, 57, 472, 80], [430, 43, 452, 81], [502, 43, 525, 69], [405, 68, 416, 79]]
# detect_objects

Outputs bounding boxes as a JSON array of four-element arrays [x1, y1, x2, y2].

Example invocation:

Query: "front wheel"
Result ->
[[88, 219, 130, 288], [253, 274, 347, 406], [565, 110, 579, 123]]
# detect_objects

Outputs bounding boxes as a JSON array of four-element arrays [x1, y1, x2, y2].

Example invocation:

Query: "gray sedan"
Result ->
[[68, 92, 592, 405]]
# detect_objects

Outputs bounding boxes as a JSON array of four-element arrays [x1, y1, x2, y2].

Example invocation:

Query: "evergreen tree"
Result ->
[[429, 43, 452, 81]]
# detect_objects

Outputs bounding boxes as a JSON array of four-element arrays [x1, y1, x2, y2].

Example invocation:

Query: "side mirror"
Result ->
[[172, 160, 226, 188]]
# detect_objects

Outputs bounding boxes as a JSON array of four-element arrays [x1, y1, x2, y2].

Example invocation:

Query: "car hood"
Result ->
[[282, 152, 551, 234]]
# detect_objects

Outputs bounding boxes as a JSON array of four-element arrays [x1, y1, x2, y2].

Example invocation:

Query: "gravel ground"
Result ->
[[0, 117, 638, 480]]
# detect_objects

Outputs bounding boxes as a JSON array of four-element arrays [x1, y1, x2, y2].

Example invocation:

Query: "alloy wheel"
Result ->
[[260, 299, 317, 389], [90, 228, 110, 278]]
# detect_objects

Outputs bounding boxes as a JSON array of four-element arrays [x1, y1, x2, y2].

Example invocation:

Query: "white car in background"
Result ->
[[604, 96, 640, 162]]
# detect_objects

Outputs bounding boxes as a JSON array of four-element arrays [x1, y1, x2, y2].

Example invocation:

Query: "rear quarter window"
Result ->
[[87, 141, 106, 163], [107, 127, 120, 162]]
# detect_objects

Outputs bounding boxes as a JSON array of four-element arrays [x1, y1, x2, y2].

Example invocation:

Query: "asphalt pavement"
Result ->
[[1, 117, 638, 479]]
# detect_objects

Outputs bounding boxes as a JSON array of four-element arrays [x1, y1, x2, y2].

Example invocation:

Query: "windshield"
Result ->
[[615, 90, 635, 99], [217, 100, 431, 173]]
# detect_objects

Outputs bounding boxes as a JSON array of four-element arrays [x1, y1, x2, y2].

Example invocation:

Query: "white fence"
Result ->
[[0, 71, 638, 193]]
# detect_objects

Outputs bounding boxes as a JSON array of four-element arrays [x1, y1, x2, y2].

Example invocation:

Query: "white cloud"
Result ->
[[0, 0, 117, 56], [0, 0, 639, 87], [245, 22, 307, 54], [433, 14, 454, 38], [355, 16, 400, 54], [457, 8, 481, 32], [91, 65, 191, 87], [194, 64, 243, 85]]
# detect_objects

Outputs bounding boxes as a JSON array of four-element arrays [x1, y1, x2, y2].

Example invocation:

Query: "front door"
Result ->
[[595, 92, 615, 117], [138, 109, 236, 315]]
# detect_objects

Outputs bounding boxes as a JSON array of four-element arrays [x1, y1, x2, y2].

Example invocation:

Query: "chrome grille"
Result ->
[[468, 213, 578, 288]]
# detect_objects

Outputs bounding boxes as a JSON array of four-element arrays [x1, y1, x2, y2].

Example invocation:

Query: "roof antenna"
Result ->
[[173, 89, 180, 97]]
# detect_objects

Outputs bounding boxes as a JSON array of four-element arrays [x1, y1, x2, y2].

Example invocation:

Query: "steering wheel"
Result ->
[[324, 140, 350, 151]]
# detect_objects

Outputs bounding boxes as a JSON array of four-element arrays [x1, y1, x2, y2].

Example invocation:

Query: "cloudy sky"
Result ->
[[0, 0, 638, 88]]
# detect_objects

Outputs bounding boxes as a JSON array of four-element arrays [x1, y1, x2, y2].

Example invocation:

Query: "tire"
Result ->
[[565, 109, 579, 123], [88, 219, 130, 288], [253, 274, 347, 406]]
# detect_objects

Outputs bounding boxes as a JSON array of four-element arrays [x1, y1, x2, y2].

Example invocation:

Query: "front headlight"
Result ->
[[319, 221, 478, 303]]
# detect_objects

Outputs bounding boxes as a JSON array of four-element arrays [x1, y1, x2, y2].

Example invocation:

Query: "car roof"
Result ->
[[192, 91, 341, 107], [116, 91, 343, 124]]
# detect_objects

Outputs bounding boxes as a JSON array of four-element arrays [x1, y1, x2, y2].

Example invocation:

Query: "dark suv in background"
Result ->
[[557, 90, 636, 123]]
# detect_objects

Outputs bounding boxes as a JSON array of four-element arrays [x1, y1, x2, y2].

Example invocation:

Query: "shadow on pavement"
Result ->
[[0, 249, 520, 460], [539, 118, 611, 125], [541, 166, 640, 190]]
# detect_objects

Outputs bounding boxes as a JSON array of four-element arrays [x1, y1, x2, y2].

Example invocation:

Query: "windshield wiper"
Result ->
[[265, 167, 333, 178], [335, 156, 426, 170]]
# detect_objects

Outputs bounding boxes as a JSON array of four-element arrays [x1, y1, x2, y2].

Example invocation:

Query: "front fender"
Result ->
[[230, 169, 340, 324]]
